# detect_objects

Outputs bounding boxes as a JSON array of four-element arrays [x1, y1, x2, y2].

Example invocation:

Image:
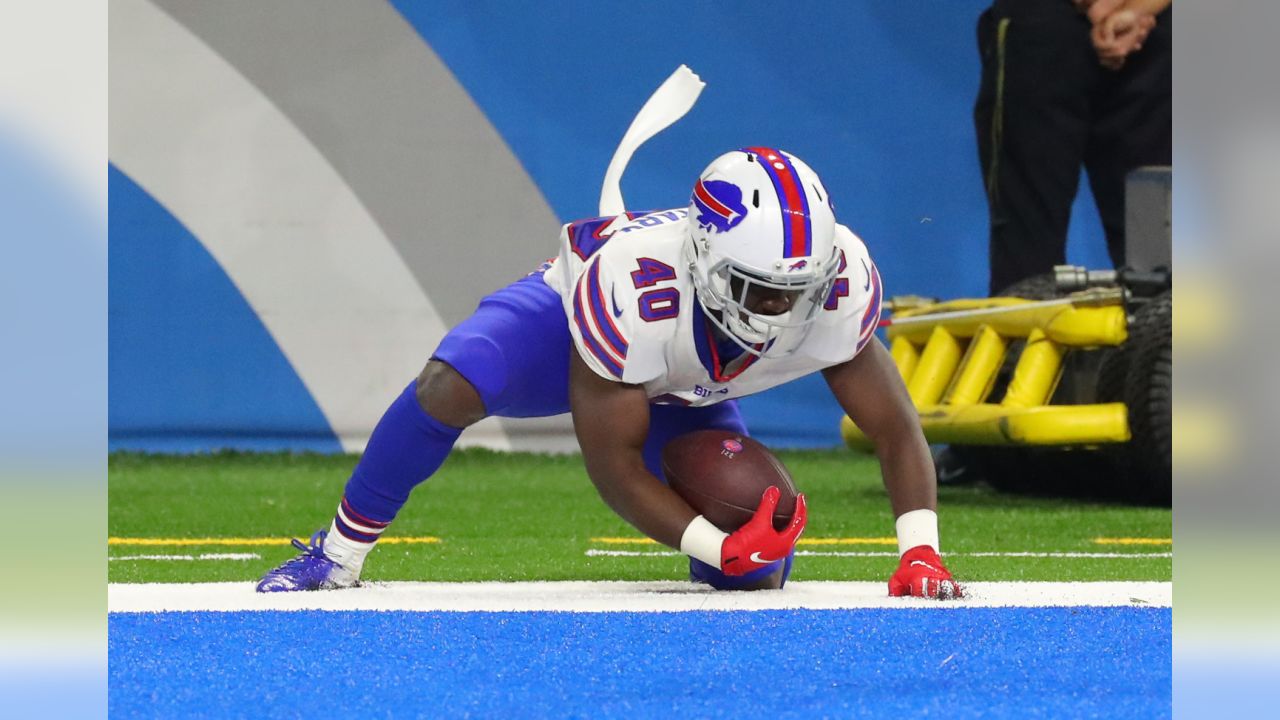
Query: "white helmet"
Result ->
[[686, 147, 840, 357]]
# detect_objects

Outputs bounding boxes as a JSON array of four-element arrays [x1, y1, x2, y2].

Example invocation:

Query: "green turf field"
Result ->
[[108, 449, 1171, 584]]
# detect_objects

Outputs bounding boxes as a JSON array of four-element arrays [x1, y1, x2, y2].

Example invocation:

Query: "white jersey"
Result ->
[[542, 209, 883, 407]]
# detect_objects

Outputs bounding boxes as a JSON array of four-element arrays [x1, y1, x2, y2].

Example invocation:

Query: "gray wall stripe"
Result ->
[[151, 0, 563, 324], [143, 0, 576, 450]]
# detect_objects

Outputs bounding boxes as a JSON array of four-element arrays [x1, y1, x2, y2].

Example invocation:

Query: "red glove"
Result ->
[[889, 544, 964, 599], [721, 487, 807, 576]]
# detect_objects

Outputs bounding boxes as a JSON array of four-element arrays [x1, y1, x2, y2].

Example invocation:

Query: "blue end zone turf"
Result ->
[[109, 608, 1170, 717]]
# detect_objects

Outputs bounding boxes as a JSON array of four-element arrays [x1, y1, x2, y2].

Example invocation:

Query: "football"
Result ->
[[661, 430, 800, 532]]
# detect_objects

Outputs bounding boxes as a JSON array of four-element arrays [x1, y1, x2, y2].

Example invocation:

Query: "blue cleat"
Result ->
[[256, 530, 360, 592]]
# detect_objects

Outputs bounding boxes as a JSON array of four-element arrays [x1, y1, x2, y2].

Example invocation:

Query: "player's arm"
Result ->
[[569, 350, 805, 575], [568, 349, 696, 548], [823, 338, 934, 517], [823, 338, 962, 598]]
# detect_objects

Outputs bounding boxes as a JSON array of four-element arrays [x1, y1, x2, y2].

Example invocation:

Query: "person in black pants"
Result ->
[[975, 0, 1171, 295]]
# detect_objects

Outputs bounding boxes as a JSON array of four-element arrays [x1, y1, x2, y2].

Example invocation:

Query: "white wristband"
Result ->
[[680, 515, 729, 567], [895, 508, 939, 556]]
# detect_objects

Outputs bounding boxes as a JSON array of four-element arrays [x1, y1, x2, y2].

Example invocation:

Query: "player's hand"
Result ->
[[889, 544, 964, 599], [720, 486, 806, 576]]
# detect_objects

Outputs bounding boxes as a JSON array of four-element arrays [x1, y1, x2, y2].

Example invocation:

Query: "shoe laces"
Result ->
[[276, 530, 332, 571]]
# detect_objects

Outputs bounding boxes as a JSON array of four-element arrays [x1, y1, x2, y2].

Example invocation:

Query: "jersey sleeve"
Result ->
[[566, 240, 677, 385], [854, 254, 884, 354], [801, 225, 884, 364], [568, 254, 636, 382]]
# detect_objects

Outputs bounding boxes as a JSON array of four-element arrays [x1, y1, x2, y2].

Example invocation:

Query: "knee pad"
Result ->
[[431, 332, 508, 414], [688, 552, 793, 591]]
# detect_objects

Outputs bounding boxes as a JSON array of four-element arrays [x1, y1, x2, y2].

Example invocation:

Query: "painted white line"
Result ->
[[585, 549, 1172, 559], [964, 551, 1172, 558], [108, 580, 1171, 613], [109, 553, 261, 562]]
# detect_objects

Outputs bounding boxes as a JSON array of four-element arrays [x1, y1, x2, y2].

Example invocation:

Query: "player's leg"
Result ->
[[309, 362, 479, 584], [643, 402, 793, 591], [976, 0, 1096, 294], [258, 273, 570, 591], [1083, 8, 1171, 269], [334, 272, 571, 549]]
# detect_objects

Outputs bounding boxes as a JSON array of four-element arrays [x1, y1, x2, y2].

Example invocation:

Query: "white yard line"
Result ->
[[109, 553, 261, 562], [108, 580, 1171, 613], [963, 551, 1172, 558], [586, 549, 1173, 559]]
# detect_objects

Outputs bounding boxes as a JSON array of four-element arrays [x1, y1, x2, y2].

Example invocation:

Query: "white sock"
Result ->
[[895, 509, 940, 556], [323, 499, 391, 575], [324, 520, 375, 575]]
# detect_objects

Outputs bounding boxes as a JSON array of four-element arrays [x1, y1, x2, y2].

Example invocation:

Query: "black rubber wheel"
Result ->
[[1120, 291, 1172, 505], [959, 273, 1133, 501], [1096, 347, 1129, 404]]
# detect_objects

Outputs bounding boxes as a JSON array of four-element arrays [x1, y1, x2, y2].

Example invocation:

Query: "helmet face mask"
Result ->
[[686, 148, 839, 358]]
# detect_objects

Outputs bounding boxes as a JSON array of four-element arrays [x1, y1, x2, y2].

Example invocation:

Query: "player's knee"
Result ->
[[692, 557, 789, 591], [416, 360, 487, 429], [730, 565, 787, 591]]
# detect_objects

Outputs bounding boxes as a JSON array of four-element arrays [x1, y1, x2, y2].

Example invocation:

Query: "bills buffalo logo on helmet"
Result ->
[[692, 179, 748, 234]]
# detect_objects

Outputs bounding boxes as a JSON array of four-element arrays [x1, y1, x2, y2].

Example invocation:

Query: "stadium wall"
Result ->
[[109, 0, 1109, 453]]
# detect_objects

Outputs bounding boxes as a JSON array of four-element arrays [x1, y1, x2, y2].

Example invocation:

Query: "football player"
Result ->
[[258, 147, 962, 598]]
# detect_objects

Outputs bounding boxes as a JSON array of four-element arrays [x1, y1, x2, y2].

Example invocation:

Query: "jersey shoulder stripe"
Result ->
[[566, 212, 649, 261]]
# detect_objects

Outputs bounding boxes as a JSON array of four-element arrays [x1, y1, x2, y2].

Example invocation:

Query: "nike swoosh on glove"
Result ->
[[721, 486, 806, 576], [889, 544, 964, 599]]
